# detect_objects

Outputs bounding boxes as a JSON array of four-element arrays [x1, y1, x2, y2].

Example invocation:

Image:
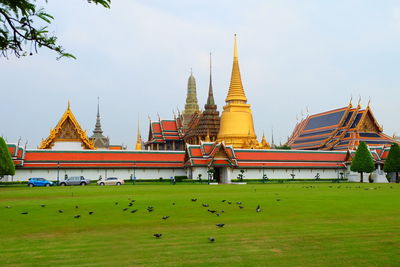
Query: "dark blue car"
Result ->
[[28, 178, 54, 187]]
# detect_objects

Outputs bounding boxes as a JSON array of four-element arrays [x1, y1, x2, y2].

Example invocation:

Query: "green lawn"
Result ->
[[0, 183, 399, 266]]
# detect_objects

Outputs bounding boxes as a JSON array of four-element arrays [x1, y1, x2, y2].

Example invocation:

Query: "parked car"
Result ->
[[59, 176, 91, 186], [97, 177, 124, 186], [28, 178, 54, 187]]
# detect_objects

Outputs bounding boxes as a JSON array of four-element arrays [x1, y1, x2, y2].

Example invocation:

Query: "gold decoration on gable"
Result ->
[[39, 104, 95, 149]]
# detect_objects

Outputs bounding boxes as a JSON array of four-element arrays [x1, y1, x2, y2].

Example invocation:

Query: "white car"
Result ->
[[97, 177, 124, 186]]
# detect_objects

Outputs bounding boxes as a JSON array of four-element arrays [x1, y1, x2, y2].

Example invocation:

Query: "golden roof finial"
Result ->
[[233, 33, 238, 60], [349, 95, 353, 107], [226, 34, 247, 103], [367, 97, 371, 107], [357, 95, 361, 107], [67, 99, 70, 110], [135, 117, 142, 150]]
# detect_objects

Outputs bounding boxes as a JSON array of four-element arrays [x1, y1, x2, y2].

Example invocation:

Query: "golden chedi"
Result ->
[[217, 35, 258, 149]]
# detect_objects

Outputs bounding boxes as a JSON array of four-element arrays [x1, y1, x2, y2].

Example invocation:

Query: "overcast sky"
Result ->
[[1, 0, 400, 149]]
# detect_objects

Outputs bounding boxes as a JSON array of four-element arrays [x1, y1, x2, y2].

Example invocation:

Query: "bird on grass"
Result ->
[[5, 206, 11, 209], [221, 210, 225, 213], [128, 203, 133, 207], [216, 213, 221, 216], [256, 205, 262, 212], [202, 204, 209, 207], [216, 224, 225, 228], [89, 212, 94, 215], [131, 209, 138, 213], [172, 203, 176, 206], [21, 212, 28, 215], [162, 216, 170, 220], [276, 199, 281, 202], [74, 215, 81, 219], [236, 202, 242, 205], [221, 200, 226, 202], [227, 201, 232, 204], [58, 210, 63, 213], [115, 202, 119, 205], [153, 233, 162, 238], [208, 209, 217, 214], [123, 208, 128, 211], [208, 237, 215, 242], [40, 204, 46, 208], [239, 206, 244, 209], [75, 205, 79, 209], [147, 206, 154, 212], [191, 198, 197, 202]]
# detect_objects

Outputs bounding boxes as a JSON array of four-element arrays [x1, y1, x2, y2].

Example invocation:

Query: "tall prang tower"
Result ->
[[217, 35, 258, 148], [182, 71, 200, 128]]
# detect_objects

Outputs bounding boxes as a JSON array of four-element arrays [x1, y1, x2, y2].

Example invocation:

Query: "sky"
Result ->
[[1, 0, 400, 149]]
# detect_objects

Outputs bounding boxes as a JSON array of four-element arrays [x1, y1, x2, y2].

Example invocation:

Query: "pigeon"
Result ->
[[276, 199, 281, 202], [191, 198, 197, 202], [216, 213, 221, 216], [239, 206, 244, 209], [256, 205, 262, 212], [131, 209, 138, 213], [40, 204, 46, 208], [21, 211, 28, 215], [162, 216, 170, 220], [123, 208, 128, 211], [115, 202, 119, 205], [74, 215, 81, 218], [236, 202, 242, 205], [221, 200, 226, 202], [75, 205, 79, 209], [216, 224, 225, 228], [172, 203, 175, 206], [208, 237, 215, 242], [58, 210, 63, 213], [147, 206, 154, 212], [202, 204, 209, 207], [89, 211, 94, 215], [221, 210, 225, 213], [130, 200, 136, 203], [128, 203, 133, 207], [227, 201, 232, 204], [153, 233, 162, 238], [5, 206, 11, 209], [208, 209, 217, 213]]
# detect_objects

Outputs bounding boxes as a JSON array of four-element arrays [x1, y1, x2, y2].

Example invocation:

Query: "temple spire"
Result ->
[[226, 34, 247, 103], [206, 53, 215, 106], [135, 118, 142, 150], [93, 97, 103, 134], [183, 70, 200, 128]]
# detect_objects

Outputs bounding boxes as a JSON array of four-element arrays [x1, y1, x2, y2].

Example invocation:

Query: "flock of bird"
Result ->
[[4, 195, 267, 243], [5, 184, 394, 243]]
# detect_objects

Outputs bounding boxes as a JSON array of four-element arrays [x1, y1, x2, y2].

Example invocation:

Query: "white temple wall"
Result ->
[[13, 168, 186, 182], [231, 168, 343, 180]]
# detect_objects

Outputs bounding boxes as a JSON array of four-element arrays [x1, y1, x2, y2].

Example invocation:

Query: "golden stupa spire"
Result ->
[[135, 118, 142, 150], [226, 34, 247, 103]]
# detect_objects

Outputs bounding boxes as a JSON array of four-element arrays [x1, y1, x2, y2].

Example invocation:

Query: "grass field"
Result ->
[[0, 183, 399, 266]]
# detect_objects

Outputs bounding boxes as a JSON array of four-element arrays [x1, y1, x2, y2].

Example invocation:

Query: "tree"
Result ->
[[275, 144, 291, 150], [0, 0, 111, 59], [384, 143, 400, 183], [350, 141, 375, 183], [0, 137, 15, 177]]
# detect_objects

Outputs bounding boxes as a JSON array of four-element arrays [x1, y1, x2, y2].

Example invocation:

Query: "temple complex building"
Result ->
[[288, 101, 396, 150], [217, 35, 266, 149], [184, 55, 220, 144], [182, 72, 200, 129], [39, 102, 95, 150], [144, 116, 185, 151], [89, 99, 110, 149]]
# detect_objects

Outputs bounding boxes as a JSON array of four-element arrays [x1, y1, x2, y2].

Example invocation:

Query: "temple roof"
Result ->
[[288, 103, 396, 150], [146, 116, 184, 145], [90, 99, 110, 149], [39, 102, 95, 149]]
